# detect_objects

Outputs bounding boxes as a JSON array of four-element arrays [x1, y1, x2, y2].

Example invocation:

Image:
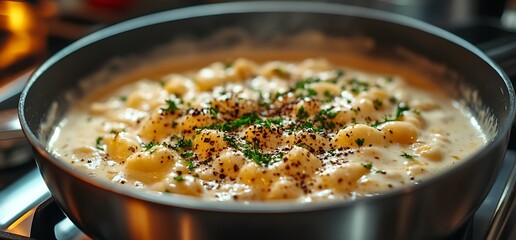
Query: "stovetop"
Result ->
[[1, 2, 516, 240]]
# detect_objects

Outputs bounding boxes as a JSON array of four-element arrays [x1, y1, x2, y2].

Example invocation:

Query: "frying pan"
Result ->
[[18, 2, 515, 239]]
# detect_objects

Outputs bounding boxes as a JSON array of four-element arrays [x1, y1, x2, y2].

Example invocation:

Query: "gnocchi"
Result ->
[[49, 57, 485, 202]]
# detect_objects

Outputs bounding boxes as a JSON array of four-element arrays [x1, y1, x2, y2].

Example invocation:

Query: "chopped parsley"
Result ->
[[242, 145, 283, 167], [395, 103, 410, 119], [110, 129, 124, 134], [297, 106, 309, 119], [95, 137, 104, 151], [335, 70, 345, 78], [318, 107, 338, 119], [174, 175, 184, 182], [257, 117, 283, 128], [306, 88, 317, 97], [181, 151, 194, 158], [313, 107, 338, 130], [350, 78, 369, 94], [370, 103, 411, 127], [223, 135, 239, 148], [385, 76, 394, 82], [209, 107, 219, 118], [142, 141, 158, 153], [291, 77, 322, 99], [202, 112, 282, 132], [273, 68, 290, 78], [323, 90, 333, 102], [173, 135, 192, 149], [400, 152, 414, 159], [373, 98, 383, 110], [362, 162, 373, 169], [184, 160, 195, 171], [224, 60, 234, 69], [161, 99, 180, 113], [355, 138, 365, 147], [294, 77, 321, 90], [230, 112, 260, 129], [223, 135, 282, 167]]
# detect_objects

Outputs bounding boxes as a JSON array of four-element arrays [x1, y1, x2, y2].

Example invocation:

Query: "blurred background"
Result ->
[[2, 0, 516, 102], [1, 0, 516, 97]]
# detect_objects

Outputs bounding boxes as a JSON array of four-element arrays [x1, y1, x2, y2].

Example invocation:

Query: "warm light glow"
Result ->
[[6, 209, 34, 236], [180, 214, 193, 240], [126, 200, 152, 239], [5, 1, 30, 32], [0, 1, 46, 70]]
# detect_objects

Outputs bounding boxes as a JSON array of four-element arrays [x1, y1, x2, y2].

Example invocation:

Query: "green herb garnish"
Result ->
[[223, 135, 239, 148], [400, 152, 414, 159], [335, 70, 345, 78], [142, 141, 158, 153], [370, 103, 411, 127], [355, 138, 365, 147], [230, 112, 260, 129], [224, 60, 234, 69], [389, 96, 398, 104], [202, 112, 280, 132], [110, 129, 124, 134], [294, 78, 321, 90], [209, 107, 219, 118], [242, 144, 282, 167], [173, 135, 192, 149], [257, 118, 283, 128], [161, 99, 180, 113], [297, 106, 309, 119], [184, 160, 195, 171], [362, 162, 373, 169], [373, 98, 383, 110], [312, 107, 338, 130], [318, 107, 338, 119], [273, 68, 290, 78], [95, 136, 104, 151], [395, 103, 410, 119], [181, 151, 194, 158], [306, 88, 317, 97], [350, 78, 369, 94], [323, 90, 333, 102], [385, 76, 394, 82]]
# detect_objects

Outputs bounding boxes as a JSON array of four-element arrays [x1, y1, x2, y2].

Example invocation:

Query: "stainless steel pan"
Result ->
[[18, 2, 515, 239]]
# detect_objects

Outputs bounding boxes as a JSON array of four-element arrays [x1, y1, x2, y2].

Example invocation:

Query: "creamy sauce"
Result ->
[[48, 56, 485, 202]]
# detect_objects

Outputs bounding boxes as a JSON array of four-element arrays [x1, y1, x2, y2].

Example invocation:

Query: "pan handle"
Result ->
[[0, 109, 25, 143], [0, 69, 32, 144]]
